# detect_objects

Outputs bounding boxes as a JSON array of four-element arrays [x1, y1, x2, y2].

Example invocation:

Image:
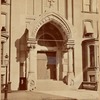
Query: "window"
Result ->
[[1, 13, 7, 32], [90, 75, 95, 82], [83, 0, 97, 13], [1, 42, 4, 65], [1, 0, 7, 4], [89, 45, 95, 67], [83, 21, 94, 37]]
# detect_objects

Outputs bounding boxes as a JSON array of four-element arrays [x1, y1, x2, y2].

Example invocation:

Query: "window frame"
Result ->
[[89, 45, 95, 67], [82, 0, 98, 13]]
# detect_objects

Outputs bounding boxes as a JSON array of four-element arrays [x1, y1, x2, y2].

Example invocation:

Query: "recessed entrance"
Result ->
[[36, 22, 65, 81], [37, 51, 56, 80], [26, 13, 73, 90]]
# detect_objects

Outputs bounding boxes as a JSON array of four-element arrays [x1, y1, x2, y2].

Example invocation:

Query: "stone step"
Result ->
[[36, 80, 74, 91]]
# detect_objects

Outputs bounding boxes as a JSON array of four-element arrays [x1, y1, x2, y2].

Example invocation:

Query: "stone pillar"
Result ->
[[27, 41, 37, 91], [62, 52, 68, 78], [64, 39, 75, 86], [56, 50, 60, 81], [67, 47, 74, 86]]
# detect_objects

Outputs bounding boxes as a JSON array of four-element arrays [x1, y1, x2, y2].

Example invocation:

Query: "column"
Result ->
[[67, 46, 74, 86], [27, 43, 37, 91], [62, 52, 68, 78]]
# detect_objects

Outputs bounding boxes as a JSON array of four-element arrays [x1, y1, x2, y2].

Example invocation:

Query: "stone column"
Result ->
[[27, 41, 37, 91], [67, 47, 74, 86], [62, 52, 68, 78], [66, 40, 75, 86], [56, 50, 60, 81]]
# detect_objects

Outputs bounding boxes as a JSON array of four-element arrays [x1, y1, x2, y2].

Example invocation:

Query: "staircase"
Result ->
[[36, 80, 74, 91]]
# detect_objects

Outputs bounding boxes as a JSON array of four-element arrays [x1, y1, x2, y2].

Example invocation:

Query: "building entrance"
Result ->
[[37, 51, 56, 80]]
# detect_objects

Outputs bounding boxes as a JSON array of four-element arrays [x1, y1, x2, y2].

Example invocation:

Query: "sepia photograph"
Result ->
[[1, 0, 100, 100]]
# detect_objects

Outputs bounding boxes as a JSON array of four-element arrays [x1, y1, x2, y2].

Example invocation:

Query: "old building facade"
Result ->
[[1, 0, 100, 91]]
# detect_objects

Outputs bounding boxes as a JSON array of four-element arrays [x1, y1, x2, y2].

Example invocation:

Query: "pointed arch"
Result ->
[[29, 12, 73, 41]]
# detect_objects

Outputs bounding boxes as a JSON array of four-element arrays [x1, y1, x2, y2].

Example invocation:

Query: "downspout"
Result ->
[[8, 0, 12, 87]]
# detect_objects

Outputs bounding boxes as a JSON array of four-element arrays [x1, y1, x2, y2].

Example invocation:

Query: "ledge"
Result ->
[[81, 11, 98, 14], [81, 81, 98, 91], [87, 67, 98, 71]]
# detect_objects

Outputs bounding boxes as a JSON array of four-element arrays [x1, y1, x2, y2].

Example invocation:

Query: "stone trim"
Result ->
[[28, 12, 72, 40]]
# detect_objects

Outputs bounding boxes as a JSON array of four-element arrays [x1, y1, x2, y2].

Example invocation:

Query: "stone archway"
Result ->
[[28, 12, 72, 40], [27, 12, 75, 91]]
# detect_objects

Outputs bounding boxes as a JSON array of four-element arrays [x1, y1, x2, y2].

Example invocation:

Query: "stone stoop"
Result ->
[[35, 80, 76, 91]]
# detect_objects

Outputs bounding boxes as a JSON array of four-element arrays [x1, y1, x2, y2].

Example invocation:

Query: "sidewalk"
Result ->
[[38, 89, 99, 100], [1, 89, 99, 100], [1, 90, 76, 100]]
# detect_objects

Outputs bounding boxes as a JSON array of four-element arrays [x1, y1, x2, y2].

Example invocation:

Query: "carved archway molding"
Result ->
[[28, 12, 73, 41]]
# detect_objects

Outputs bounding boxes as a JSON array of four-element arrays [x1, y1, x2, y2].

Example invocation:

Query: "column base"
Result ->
[[7, 82, 11, 92], [67, 72, 74, 86], [62, 71, 67, 79], [28, 72, 36, 91]]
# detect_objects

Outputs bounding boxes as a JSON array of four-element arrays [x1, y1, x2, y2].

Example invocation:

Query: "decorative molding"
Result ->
[[27, 38, 37, 49], [63, 39, 74, 50], [29, 12, 71, 40]]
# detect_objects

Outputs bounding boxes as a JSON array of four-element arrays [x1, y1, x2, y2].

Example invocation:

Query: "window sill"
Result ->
[[87, 67, 98, 71], [81, 11, 98, 14]]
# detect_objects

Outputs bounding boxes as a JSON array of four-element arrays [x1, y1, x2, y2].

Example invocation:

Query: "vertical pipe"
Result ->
[[9, 0, 12, 82]]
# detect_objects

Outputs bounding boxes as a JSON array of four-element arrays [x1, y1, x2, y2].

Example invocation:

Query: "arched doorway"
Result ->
[[27, 12, 75, 90], [36, 22, 65, 80]]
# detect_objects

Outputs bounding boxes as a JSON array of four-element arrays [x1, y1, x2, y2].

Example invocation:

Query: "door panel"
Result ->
[[37, 52, 56, 80]]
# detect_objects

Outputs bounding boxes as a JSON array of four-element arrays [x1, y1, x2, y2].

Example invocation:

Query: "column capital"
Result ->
[[63, 39, 74, 50], [67, 39, 74, 49], [27, 38, 37, 49]]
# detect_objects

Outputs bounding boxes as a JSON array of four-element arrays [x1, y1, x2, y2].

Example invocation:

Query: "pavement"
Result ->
[[1, 89, 99, 100], [38, 89, 99, 100], [1, 90, 76, 100]]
